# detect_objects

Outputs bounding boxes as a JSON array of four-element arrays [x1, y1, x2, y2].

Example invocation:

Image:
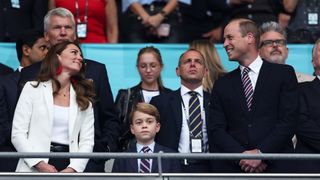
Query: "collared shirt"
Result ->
[[178, 85, 208, 153], [239, 55, 263, 91], [136, 142, 155, 172], [122, 0, 191, 12], [18, 66, 23, 72], [317, 75, 320, 81]]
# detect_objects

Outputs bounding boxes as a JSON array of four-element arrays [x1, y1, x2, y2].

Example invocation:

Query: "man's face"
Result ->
[[312, 43, 320, 70], [28, 37, 49, 64], [259, 31, 288, 64], [176, 50, 207, 86], [223, 21, 250, 62], [44, 15, 76, 46]]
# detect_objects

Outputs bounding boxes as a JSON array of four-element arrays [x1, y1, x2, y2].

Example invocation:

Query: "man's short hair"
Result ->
[[178, 49, 205, 67], [259, 21, 287, 47], [16, 29, 44, 62], [44, 7, 75, 32], [129, 103, 160, 124]]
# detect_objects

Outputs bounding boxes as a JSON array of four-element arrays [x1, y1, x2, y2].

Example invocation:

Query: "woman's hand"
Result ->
[[34, 161, 58, 172], [60, 167, 76, 173]]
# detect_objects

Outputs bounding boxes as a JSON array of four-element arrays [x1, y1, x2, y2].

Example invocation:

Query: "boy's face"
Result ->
[[130, 111, 160, 145]]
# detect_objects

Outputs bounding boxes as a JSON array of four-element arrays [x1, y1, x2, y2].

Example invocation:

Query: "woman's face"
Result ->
[[58, 44, 83, 75], [137, 52, 163, 85]]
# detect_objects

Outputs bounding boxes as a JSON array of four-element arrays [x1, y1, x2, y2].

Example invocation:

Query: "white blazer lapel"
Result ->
[[43, 81, 54, 126], [69, 85, 78, 139]]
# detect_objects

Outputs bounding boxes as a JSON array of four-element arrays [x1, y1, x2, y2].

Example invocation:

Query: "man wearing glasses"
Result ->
[[259, 21, 314, 82]]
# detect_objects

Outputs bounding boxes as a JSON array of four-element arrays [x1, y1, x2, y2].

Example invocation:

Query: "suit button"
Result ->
[[248, 124, 252, 128], [71, 140, 74, 143]]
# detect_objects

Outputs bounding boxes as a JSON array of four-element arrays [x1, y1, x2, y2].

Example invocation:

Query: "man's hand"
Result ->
[[202, 27, 222, 43], [34, 161, 58, 173], [239, 149, 266, 173]]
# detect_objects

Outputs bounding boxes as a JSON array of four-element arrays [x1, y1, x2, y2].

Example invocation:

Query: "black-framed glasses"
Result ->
[[260, 39, 287, 47]]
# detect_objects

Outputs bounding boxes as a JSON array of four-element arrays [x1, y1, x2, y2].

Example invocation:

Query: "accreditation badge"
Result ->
[[77, 23, 87, 38], [308, 13, 318, 25], [190, 138, 202, 153]]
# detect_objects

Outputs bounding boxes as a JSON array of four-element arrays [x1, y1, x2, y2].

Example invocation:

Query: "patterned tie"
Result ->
[[241, 67, 253, 111], [139, 146, 151, 173], [188, 91, 203, 138]]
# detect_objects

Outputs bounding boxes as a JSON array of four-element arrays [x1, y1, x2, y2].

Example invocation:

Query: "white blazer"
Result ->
[[11, 80, 94, 172]]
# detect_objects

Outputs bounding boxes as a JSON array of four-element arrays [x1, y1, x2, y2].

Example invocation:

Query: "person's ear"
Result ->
[[22, 45, 31, 57]]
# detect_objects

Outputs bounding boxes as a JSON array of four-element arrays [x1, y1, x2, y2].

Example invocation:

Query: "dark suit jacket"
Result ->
[[209, 60, 298, 173], [112, 143, 181, 173], [0, 63, 13, 75], [18, 60, 120, 153], [296, 78, 320, 172], [0, 0, 47, 42], [0, 70, 19, 171], [115, 83, 172, 151], [150, 89, 212, 152]]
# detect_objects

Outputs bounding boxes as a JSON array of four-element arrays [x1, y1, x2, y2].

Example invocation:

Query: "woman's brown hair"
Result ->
[[33, 41, 95, 110]]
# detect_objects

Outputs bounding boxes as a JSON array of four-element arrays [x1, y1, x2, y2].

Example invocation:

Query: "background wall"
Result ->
[[0, 43, 314, 99]]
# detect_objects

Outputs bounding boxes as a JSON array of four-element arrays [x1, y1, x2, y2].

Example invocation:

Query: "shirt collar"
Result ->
[[180, 84, 203, 97], [137, 142, 155, 153], [240, 55, 263, 75]]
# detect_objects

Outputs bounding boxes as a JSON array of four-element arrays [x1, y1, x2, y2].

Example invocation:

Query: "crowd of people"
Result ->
[[0, 0, 320, 175], [0, 0, 319, 43]]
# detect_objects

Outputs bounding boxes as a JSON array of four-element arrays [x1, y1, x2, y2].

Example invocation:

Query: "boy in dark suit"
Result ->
[[112, 103, 180, 173]]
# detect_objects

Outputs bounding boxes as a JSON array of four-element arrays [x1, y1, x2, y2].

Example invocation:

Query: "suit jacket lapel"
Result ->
[[43, 81, 54, 125], [170, 89, 183, 131], [203, 91, 211, 126], [151, 143, 160, 173], [69, 85, 78, 139], [128, 146, 138, 172], [251, 61, 271, 114]]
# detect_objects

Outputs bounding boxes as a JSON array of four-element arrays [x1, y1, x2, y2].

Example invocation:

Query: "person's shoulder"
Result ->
[[85, 59, 105, 67], [152, 89, 179, 101], [155, 143, 176, 153]]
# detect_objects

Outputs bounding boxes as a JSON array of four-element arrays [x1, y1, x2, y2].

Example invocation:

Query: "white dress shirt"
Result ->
[[136, 142, 155, 172], [239, 55, 263, 90], [178, 85, 208, 153]]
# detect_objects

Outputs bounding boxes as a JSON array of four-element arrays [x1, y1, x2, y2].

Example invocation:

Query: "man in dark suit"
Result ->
[[295, 39, 320, 173], [18, 8, 120, 172], [0, 63, 13, 75], [0, 0, 47, 42], [209, 18, 298, 173], [150, 49, 211, 173], [112, 103, 180, 173], [0, 29, 49, 172]]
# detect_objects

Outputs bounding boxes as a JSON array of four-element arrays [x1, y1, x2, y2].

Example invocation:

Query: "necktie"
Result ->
[[241, 67, 253, 111], [139, 146, 151, 173], [188, 91, 203, 138]]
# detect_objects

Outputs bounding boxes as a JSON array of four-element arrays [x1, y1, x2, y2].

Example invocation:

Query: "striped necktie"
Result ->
[[241, 67, 253, 111], [139, 146, 151, 173], [188, 91, 203, 138]]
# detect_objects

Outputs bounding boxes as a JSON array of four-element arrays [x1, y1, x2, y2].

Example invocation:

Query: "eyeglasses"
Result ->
[[260, 39, 287, 47]]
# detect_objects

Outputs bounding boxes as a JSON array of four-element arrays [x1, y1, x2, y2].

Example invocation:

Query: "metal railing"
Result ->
[[1, 152, 320, 179]]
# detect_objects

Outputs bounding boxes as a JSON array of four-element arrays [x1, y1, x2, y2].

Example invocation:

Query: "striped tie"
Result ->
[[139, 146, 151, 173], [188, 91, 203, 138], [241, 67, 253, 111]]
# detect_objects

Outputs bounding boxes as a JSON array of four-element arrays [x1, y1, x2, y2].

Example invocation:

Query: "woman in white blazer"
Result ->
[[12, 41, 95, 173]]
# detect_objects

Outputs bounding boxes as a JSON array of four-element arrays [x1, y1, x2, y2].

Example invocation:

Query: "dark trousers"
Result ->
[[48, 142, 70, 171]]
